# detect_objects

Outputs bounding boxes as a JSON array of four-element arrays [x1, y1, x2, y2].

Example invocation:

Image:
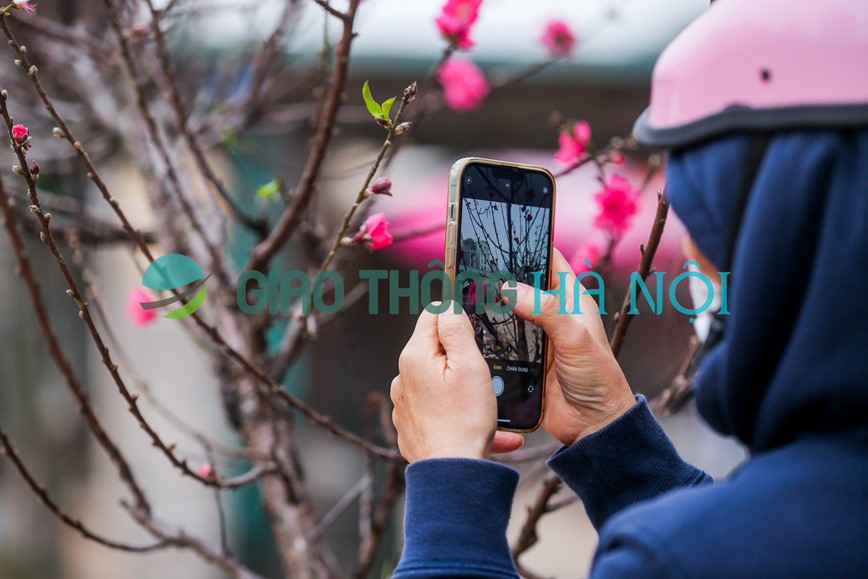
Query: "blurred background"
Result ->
[[0, 0, 747, 577]]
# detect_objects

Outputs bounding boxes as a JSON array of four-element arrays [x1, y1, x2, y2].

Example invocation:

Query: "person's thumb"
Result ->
[[509, 282, 581, 347], [436, 302, 479, 359], [491, 431, 524, 454]]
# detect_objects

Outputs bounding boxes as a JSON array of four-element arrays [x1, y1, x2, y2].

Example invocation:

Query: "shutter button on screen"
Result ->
[[492, 376, 505, 397]]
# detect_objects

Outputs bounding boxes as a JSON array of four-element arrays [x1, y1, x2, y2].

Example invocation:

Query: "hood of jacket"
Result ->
[[664, 130, 868, 452]]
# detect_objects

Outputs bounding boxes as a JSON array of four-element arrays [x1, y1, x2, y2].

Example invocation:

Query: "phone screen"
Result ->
[[454, 162, 554, 430]]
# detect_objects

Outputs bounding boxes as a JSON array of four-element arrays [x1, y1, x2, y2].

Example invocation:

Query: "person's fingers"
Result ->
[[509, 280, 585, 346], [552, 247, 608, 344], [490, 431, 525, 454], [436, 302, 479, 361]]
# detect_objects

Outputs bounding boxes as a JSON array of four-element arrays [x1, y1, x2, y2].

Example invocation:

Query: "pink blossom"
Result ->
[[553, 121, 592, 165], [438, 58, 489, 112], [593, 175, 640, 238], [570, 242, 603, 274], [13, 0, 37, 15], [126, 288, 157, 327], [11, 124, 28, 141], [541, 19, 576, 57], [611, 151, 626, 166], [435, 0, 482, 50], [198, 463, 215, 478], [353, 212, 393, 250]]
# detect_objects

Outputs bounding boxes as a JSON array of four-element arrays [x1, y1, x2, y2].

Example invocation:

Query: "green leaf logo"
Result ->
[[140, 254, 210, 319]]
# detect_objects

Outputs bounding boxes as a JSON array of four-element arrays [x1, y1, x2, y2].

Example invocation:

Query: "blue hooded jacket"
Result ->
[[394, 131, 868, 577]]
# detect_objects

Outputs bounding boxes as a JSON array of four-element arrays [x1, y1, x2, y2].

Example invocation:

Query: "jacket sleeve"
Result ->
[[547, 396, 712, 530], [393, 458, 520, 578]]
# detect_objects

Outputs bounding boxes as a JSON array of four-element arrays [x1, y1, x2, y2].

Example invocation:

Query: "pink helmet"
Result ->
[[633, 0, 868, 148]]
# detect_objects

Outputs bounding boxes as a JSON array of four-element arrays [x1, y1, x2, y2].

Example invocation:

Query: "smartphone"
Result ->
[[444, 158, 556, 432]]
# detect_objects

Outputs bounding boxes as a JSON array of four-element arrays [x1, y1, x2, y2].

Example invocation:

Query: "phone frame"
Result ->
[[444, 157, 557, 433]]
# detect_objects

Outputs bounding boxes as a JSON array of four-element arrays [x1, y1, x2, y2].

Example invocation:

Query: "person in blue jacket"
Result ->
[[389, 0, 868, 576]]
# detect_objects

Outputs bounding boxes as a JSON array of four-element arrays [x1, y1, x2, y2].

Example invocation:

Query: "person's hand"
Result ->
[[391, 305, 525, 463], [509, 249, 635, 446]]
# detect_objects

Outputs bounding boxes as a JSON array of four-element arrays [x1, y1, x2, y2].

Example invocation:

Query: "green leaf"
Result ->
[[256, 179, 280, 200], [380, 97, 396, 122], [362, 81, 383, 120]]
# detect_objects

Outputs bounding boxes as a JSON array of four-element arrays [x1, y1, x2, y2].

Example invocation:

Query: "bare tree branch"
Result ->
[[0, 427, 170, 553], [0, 171, 151, 513], [246, 0, 361, 272]]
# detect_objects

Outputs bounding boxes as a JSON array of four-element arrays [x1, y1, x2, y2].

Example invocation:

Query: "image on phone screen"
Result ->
[[454, 162, 554, 430]]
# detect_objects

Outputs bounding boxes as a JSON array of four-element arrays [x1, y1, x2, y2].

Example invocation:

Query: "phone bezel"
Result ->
[[444, 157, 557, 433]]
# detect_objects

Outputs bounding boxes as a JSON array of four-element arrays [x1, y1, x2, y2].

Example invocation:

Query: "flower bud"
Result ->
[[404, 82, 418, 103], [394, 122, 412, 135], [198, 463, 216, 479], [370, 177, 393, 196], [11, 124, 28, 142]]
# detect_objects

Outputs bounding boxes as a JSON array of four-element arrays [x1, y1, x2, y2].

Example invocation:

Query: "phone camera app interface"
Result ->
[[456, 163, 553, 429]]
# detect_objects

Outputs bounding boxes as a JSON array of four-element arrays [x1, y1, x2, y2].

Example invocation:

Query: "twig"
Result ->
[[354, 460, 405, 579], [649, 336, 699, 417], [144, 0, 265, 234], [0, 427, 170, 552], [239, 0, 301, 116], [311, 472, 372, 540], [354, 395, 405, 578], [99, 0, 232, 287], [609, 191, 669, 357], [60, 232, 268, 464], [0, 94, 262, 490], [246, 0, 361, 273], [302, 82, 416, 319], [0, 16, 155, 261], [311, 0, 347, 20], [126, 503, 264, 579], [11, 198, 157, 246], [9, 11, 111, 59], [0, 171, 151, 513], [511, 474, 562, 558], [382, 45, 453, 170], [511, 188, 671, 564], [268, 277, 369, 382], [197, 437, 233, 557], [7, 8, 398, 463]]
